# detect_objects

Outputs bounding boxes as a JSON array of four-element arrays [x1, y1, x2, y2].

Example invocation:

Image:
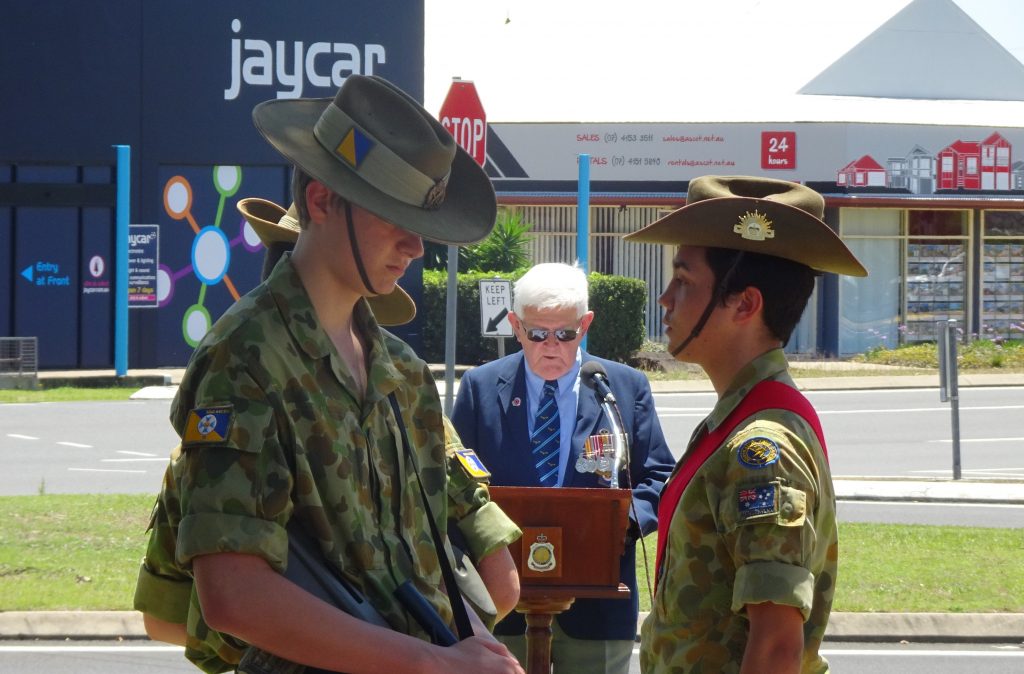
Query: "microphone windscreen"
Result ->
[[580, 361, 608, 389]]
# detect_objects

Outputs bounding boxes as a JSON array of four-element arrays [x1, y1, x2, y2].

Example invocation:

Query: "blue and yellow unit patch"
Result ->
[[183, 405, 233, 446], [737, 436, 780, 469], [454, 448, 491, 479], [335, 127, 374, 168]]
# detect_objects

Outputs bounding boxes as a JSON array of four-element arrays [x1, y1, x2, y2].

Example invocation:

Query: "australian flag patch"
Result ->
[[738, 483, 778, 520]]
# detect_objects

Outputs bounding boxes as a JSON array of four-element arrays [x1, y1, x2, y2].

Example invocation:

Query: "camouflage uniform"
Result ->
[[134, 254, 520, 673], [641, 349, 837, 674]]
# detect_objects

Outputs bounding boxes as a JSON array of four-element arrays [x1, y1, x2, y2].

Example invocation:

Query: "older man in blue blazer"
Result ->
[[452, 262, 674, 673]]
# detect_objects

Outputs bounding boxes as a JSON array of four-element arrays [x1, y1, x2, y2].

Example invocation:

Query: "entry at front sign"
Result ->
[[479, 279, 513, 337]]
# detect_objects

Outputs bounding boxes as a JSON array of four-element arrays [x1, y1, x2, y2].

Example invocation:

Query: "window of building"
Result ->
[[980, 211, 1024, 341], [839, 209, 970, 355]]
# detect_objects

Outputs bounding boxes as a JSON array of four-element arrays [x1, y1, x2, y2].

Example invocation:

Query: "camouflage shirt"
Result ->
[[641, 349, 837, 674], [134, 255, 519, 672]]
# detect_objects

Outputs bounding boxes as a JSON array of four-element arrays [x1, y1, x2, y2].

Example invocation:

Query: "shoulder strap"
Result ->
[[388, 393, 475, 641], [654, 380, 828, 583]]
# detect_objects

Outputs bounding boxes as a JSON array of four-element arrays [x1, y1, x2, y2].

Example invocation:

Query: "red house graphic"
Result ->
[[937, 132, 1011, 190], [837, 155, 886, 187]]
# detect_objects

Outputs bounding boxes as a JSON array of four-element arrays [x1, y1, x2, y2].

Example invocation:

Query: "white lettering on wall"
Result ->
[[224, 19, 387, 101]]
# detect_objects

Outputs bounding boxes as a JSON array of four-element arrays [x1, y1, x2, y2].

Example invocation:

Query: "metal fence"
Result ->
[[515, 204, 671, 342], [0, 336, 39, 389]]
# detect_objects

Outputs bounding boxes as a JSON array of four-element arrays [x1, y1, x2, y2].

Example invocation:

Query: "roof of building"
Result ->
[[799, 0, 1024, 101]]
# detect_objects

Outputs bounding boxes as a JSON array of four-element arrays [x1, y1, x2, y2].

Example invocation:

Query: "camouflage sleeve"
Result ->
[[443, 416, 521, 561], [172, 349, 293, 572], [133, 460, 191, 623], [713, 417, 823, 620]]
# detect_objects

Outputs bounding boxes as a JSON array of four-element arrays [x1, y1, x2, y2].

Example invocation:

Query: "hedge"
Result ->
[[421, 270, 647, 364]]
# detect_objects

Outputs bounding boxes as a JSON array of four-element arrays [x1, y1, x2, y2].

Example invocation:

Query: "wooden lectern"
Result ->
[[488, 486, 632, 674]]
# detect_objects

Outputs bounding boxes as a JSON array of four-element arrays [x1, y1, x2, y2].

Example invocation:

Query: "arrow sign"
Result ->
[[486, 307, 509, 333], [478, 279, 513, 337], [21, 265, 33, 282]]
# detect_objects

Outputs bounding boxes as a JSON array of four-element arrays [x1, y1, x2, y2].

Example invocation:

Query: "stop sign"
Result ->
[[439, 79, 487, 167]]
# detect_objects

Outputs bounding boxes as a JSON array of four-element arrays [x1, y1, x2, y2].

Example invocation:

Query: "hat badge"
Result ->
[[423, 175, 449, 210], [734, 210, 775, 242]]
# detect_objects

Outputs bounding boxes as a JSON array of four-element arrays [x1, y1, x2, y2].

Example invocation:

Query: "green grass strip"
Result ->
[[635, 522, 1024, 613], [1, 494, 1021, 613], [0, 387, 139, 403]]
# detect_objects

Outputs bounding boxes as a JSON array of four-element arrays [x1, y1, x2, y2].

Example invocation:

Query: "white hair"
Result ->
[[513, 263, 589, 317]]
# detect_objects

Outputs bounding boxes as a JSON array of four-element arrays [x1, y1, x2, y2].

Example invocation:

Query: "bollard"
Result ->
[[937, 319, 962, 480]]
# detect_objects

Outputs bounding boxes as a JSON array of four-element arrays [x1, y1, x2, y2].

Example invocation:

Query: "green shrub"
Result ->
[[855, 339, 1024, 369], [461, 210, 533, 273], [422, 270, 524, 365], [421, 270, 648, 364], [586, 272, 648, 363]]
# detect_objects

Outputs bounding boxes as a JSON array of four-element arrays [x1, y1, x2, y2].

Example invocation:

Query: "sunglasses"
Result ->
[[521, 323, 581, 343]]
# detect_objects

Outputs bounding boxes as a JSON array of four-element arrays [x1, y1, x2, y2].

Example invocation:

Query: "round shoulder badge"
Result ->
[[737, 436, 780, 469]]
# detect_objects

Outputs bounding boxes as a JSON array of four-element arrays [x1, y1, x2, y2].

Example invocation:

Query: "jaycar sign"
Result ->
[[439, 79, 487, 167]]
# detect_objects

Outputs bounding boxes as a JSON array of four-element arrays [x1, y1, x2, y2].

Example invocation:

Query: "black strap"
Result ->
[[345, 201, 379, 296], [387, 393, 475, 641], [670, 250, 746, 357]]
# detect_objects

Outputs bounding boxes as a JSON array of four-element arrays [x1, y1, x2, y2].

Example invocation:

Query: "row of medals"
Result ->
[[576, 433, 619, 477]]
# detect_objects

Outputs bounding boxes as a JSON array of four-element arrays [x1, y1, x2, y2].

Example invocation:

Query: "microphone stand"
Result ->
[[593, 376, 630, 489]]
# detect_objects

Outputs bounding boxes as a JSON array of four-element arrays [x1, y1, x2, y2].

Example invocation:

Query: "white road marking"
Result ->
[[100, 457, 169, 463], [117, 450, 159, 457], [928, 437, 1024, 443], [837, 499, 1024, 509], [6, 434, 38, 440], [0, 645, 181, 653], [819, 649, 1024, 657], [628, 646, 1024, 657], [67, 468, 147, 474], [56, 441, 92, 448], [818, 405, 1024, 415]]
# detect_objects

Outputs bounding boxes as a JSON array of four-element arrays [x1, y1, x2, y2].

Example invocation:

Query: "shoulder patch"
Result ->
[[737, 436, 780, 469], [454, 448, 491, 479], [738, 483, 778, 520], [182, 405, 233, 446]]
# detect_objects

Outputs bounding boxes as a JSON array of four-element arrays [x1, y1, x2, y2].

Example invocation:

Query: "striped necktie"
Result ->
[[531, 379, 560, 487]]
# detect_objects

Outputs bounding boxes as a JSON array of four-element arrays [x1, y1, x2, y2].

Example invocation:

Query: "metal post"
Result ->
[[113, 144, 130, 377], [443, 245, 459, 415], [577, 154, 590, 351], [946, 320, 961, 480], [938, 319, 961, 479]]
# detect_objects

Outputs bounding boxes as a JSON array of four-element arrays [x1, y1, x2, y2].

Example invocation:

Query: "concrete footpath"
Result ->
[[5, 364, 1022, 644], [1, 609, 1023, 644]]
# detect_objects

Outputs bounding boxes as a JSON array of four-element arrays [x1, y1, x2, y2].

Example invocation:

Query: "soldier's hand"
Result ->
[[436, 636, 525, 674]]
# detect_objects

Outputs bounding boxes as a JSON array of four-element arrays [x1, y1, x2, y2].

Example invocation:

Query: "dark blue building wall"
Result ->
[[1, 1, 425, 368]]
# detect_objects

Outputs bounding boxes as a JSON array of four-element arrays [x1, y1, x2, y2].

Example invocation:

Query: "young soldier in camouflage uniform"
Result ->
[[135, 199, 520, 670], [138, 75, 524, 673], [625, 176, 868, 673]]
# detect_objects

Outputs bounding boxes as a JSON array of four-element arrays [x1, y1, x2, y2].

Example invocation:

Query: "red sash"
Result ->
[[654, 380, 828, 585]]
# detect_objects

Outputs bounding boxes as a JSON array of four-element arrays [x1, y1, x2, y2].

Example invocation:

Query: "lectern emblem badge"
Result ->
[[527, 533, 556, 572]]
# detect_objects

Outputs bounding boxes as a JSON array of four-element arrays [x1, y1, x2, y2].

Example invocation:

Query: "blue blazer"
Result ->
[[451, 351, 675, 641]]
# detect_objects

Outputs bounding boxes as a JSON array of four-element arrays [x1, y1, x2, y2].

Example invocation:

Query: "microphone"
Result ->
[[580, 361, 628, 488], [581, 361, 615, 404]]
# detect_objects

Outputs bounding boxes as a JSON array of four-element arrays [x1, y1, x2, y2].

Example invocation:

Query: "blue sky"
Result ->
[[424, 0, 1024, 122]]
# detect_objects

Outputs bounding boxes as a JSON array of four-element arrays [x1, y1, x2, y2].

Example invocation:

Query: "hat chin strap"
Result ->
[[345, 201, 380, 296], [669, 251, 745, 358]]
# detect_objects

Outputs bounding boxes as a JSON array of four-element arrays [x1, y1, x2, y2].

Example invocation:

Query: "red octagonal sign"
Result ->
[[439, 80, 487, 167]]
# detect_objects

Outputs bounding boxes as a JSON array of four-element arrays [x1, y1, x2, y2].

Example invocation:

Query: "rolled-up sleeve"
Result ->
[[173, 364, 292, 572]]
